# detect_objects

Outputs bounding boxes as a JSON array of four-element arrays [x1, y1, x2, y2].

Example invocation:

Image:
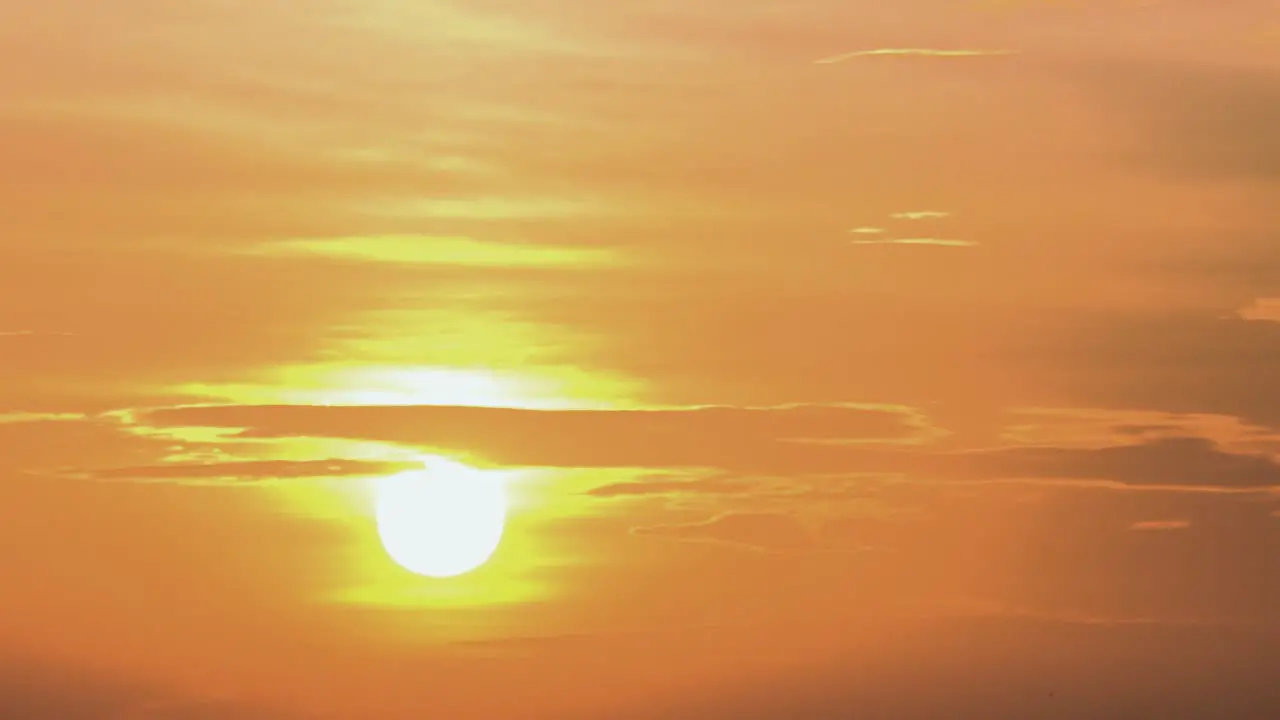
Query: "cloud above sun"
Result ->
[[246, 235, 619, 268], [131, 404, 1280, 490]]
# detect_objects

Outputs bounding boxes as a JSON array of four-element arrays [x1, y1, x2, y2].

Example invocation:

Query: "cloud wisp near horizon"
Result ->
[[3, 0, 1280, 718]]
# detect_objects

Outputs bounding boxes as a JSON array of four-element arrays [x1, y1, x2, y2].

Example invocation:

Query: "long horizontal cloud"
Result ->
[[940, 436, 1280, 488], [632, 512, 816, 554], [142, 403, 932, 470], [1042, 311, 1280, 428], [141, 404, 1280, 487], [245, 235, 618, 268], [609, 435, 1280, 490], [848, 238, 977, 247], [815, 48, 1017, 64], [86, 458, 420, 482]]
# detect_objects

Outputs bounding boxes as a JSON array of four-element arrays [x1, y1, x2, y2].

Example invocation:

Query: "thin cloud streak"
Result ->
[[139, 404, 1280, 489], [815, 48, 1019, 64], [245, 235, 619, 269], [849, 238, 978, 247], [1130, 520, 1192, 531], [890, 211, 951, 220], [83, 458, 422, 482]]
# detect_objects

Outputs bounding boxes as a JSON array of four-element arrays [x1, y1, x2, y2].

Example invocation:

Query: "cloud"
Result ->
[[84, 458, 419, 482], [0, 108, 471, 249], [1130, 519, 1191, 531], [996, 407, 1278, 454], [356, 196, 617, 222], [632, 512, 817, 553], [940, 436, 1280, 489], [630, 435, 1280, 491], [143, 403, 935, 472], [845, 212, 961, 246], [114, 698, 307, 719], [0, 412, 84, 425], [142, 404, 1280, 489], [0, 245, 396, 411], [0, 1, 644, 257], [0, 414, 174, 474], [890, 211, 950, 220], [815, 48, 1018, 64], [1238, 298, 1280, 322], [587, 474, 771, 498], [245, 235, 618, 268], [849, 238, 977, 247], [0, 330, 73, 337], [1034, 311, 1280, 428]]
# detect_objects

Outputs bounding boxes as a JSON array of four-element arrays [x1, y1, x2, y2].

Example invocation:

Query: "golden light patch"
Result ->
[[175, 364, 637, 410], [249, 235, 617, 269]]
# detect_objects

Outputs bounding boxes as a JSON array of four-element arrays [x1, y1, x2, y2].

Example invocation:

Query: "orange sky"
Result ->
[[3, 1, 1280, 718]]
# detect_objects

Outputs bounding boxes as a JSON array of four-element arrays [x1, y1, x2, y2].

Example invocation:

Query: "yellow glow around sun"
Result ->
[[375, 458, 507, 578], [165, 302, 644, 410], [174, 364, 638, 409]]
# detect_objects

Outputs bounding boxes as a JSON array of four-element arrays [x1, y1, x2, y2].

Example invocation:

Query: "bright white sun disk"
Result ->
[[375, 459, 506, 578]]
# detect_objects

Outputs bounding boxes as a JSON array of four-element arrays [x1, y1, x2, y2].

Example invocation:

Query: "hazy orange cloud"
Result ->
[[1130, 519, 1192, 530], [1238, 297, 1280, 322], [138, 404, 1280, 490]]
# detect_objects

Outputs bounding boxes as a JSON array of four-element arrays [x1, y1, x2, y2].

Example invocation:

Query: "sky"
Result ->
[[2, 0, 1280, 717]]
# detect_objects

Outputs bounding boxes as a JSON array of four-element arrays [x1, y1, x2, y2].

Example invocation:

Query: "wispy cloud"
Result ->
[[0, 412, 84, 425], [141, 402, 935, 474], [631, 512, 817, 554], [246, 235, 618, 269], [848, 227, 885, 234], [815, 48, 1018, 64], [84, 458, 420, 482], [140, 404, 1280, 489], [890, 210, 950, 220], [849, 238, 977, 247], [1237, 298, 1280, 322], [0, 330, 73, 337], [1130, 520, 1191, 531]]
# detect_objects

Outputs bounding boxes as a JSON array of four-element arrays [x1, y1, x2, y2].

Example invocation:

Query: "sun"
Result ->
[[374, 458, 507, 578]]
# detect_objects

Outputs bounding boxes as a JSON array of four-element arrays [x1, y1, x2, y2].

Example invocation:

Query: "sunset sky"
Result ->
[[3, 1, 1280, 718]]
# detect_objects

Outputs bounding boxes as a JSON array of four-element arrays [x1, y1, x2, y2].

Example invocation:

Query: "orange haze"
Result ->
[[3, 1, 1280, 718]]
